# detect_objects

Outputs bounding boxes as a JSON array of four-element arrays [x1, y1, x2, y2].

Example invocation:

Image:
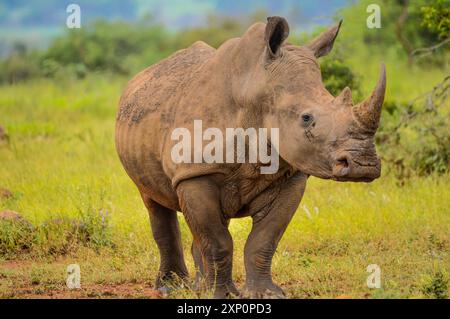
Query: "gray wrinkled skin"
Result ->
[[115, 16, 386, 298]]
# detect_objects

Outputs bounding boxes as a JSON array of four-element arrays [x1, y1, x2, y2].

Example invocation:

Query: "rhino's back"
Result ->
[[115, 41, 216, 209]]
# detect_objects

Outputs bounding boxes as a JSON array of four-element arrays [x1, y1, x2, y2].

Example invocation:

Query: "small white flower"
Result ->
[[314, 206, 319, 215], [302, 205, 312, 219]]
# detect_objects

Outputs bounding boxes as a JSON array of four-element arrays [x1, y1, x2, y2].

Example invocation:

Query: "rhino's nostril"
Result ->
[[333, 155, 351, 177], [337, 157, 349, 168]]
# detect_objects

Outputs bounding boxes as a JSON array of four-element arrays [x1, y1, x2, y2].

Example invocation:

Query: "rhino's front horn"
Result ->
[[353, 64, 386, 132]]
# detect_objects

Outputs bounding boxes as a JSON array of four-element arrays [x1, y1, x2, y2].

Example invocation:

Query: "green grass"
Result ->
[[0, 75, 449, 299]]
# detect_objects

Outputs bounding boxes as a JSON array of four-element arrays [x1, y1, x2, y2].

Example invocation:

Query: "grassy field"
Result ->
[[0, 75, 449, 299]]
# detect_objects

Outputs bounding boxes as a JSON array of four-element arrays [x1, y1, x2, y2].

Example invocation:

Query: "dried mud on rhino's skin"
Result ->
[[116, 44, 213, 126]]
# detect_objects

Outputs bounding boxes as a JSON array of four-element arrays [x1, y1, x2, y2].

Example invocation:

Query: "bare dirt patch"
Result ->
[[8, 283, 163, 299], [0, 259, 162, 299]]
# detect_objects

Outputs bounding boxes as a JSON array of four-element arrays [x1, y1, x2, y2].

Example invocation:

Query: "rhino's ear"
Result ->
[[306, 20, 342, 58], [265, 16, 289, 58]]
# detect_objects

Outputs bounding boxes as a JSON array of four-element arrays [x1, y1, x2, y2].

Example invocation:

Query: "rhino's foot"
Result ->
[[191, 277, 239, 298], [242, 281, 285, 299], [213, 282, 240, 299], [191, 272, 239, 298], [155, 271, 189, 296], [192, 270, 206, 291]]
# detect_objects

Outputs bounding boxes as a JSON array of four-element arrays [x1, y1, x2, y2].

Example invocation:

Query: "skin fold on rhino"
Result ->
[[115, 16, 386, 298]]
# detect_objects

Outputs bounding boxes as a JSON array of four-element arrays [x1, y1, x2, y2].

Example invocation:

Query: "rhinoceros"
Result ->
[[115, 16, 386, 298]]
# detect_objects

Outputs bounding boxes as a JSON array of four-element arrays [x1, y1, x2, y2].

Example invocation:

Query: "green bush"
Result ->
[[377, 86, 450, 180], [0, 208, 115, 258], [42, 20, 175, 76], [0, 218, 35, 257], [421, 0, 450, 40], [421, 269, 448, 299], [0, 53, 41, 84], [77, 207, 115, 251], [320, 57, 361, 99]]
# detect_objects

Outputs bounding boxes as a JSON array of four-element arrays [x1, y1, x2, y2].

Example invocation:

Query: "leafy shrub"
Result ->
[[320, 57, 361, 99], [377, 78, 449, 180], [77, 207, 115, 250], [0, 207, 115, 258], [421, 0, 450, 40], [0, 218, 35, 257], [0, 52, 41, 84], [421, 269, 448, 299], [412, 117, 450, 175], [37, 217, 82, 255], [42, 20, 174, 76], [35, 208, 114, 255]]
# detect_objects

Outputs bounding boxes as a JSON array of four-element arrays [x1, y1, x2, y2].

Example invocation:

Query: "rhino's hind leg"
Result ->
[[143, 195, 189, 293], [243, 173, 307, 298], [177, 177, 238, 298]]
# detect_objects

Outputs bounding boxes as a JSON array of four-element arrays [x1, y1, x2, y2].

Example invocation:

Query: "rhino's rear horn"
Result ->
[[353, 64, 386, 132], [334, 86, 353, 107]]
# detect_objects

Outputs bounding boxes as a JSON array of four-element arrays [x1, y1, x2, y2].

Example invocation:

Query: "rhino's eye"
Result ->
[[301, 114, 314, 127]]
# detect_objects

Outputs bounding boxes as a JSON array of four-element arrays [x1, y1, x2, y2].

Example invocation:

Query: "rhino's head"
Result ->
[[232, 17, 386, 182]]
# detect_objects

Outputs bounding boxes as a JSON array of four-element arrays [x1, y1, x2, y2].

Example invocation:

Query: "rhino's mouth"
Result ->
[[331, 152, 381, 182]]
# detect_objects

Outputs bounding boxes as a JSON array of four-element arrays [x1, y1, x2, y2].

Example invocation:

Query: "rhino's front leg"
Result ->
[[177, 176, 238, 298], [244, 172, 307, 298], [191, 218, 231, 290], [191, 241, 204, 289]]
